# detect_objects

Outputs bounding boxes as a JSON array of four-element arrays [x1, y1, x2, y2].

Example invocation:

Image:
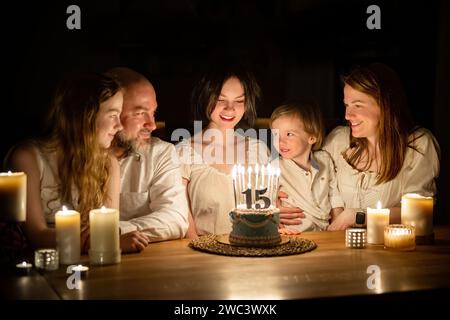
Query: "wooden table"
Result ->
[[3, 226, 450, 300]]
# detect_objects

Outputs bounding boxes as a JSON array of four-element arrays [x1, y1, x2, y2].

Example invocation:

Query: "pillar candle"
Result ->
[[367, 201, 390, 244], [55, 206, 80, 264], [401, 193, 433, 236], [89, 206, 121, 265], [0, 171, 26, 222]]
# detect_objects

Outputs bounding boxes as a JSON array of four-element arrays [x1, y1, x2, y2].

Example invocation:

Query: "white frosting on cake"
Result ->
[[234, 205, 280, 215]]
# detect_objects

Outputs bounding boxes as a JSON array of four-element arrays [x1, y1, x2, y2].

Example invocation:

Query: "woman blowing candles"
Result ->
[[5, 72, 123, 251], [322, 63, 440, 230]]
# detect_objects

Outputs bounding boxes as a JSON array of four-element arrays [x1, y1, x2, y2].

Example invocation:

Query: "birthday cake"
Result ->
[[228, 164, 282, 247]]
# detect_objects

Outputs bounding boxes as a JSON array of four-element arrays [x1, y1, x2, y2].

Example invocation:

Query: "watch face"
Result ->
[[356, 212, 366, 225]]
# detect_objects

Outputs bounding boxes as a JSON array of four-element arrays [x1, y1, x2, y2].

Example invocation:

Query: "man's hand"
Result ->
[[277, 191, 305, 225], [120, 231, 150, 253]]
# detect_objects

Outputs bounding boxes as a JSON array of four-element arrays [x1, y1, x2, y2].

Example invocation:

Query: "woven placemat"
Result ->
[[189, 234, 317, 257]]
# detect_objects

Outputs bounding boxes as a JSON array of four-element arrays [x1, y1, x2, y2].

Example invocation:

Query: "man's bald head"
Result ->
[[106, 67, 154, 91]]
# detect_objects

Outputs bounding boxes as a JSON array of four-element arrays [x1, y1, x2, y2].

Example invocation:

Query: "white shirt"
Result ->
[[278, 152, 344, 232], [322, 126, 440, 209], [34, 146, 79, 225], [177, 136, 270, 235], [119, 137, 189, 241]]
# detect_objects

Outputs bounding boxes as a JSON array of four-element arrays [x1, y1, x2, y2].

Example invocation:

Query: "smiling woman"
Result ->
[[322, 63, 440, 230], [177, 61, 271, 237]]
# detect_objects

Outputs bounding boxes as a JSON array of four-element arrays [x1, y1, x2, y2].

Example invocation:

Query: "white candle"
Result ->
[[367, 201, 390, 244], [0, 171, 26, 222], [260, 165, 265, 189], [401, 193, 433, 236], [16, 261, 32, 275], [89, 206, 121, 265], [55, 206, 80, 264], [232, 166, 238, 207], [72, 264, 89, 272], [384, 224, 415, 251]]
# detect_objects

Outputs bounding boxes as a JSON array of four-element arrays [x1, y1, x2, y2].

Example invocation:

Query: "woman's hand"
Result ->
[[277, 191, 305, 225], [327, 209, 356, 231]]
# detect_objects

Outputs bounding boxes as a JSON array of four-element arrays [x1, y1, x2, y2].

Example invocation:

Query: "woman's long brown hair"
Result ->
[[343, 63, 419, 184], [42, 72, 121, 245]]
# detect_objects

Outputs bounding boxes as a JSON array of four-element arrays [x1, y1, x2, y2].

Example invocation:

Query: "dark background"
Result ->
[[1, 0, 448, 223]]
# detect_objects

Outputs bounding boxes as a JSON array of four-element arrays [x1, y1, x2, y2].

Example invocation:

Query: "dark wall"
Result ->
[[1, 0, 449, 222]]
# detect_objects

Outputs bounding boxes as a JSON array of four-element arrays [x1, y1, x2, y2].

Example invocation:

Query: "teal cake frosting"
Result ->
[[229, 209, 281, 247]]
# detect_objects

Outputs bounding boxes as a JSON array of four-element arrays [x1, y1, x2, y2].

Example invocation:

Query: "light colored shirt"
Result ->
[[34, 146, 79, 226], [322, 126, 440, 209], [278, 152, 344, 232], [177, 136, 270, 235], [119, 137, 189, 241]]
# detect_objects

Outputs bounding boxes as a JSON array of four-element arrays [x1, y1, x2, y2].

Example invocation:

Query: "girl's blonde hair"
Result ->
[[43, 72, 121, 242]]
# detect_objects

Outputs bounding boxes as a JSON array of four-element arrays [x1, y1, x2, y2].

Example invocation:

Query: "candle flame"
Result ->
[[7, 171, 12, 176], [101, 206, 107, 212], [22, 261, 27, 266], [376, 201, 382, 210], [62, 205, 68, 212]]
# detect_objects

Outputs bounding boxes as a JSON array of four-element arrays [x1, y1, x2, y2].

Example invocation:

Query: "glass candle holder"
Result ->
[[35, 249, 59, 271], [345, 228, 366, 248], [384, 224, 415, 251]]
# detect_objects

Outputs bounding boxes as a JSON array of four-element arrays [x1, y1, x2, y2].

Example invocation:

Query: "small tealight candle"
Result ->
[[367, 201, 390, 244], [71, 264, 89, 277], [345, 228, 367, 248], [384, 224, 415, 251], [16, 261, 32, 275]]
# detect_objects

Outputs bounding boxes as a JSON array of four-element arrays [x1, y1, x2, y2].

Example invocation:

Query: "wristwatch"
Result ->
[[355, 210, 366, 227]]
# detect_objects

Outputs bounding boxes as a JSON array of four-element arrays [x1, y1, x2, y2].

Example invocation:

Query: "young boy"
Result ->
[[270, 101, 344, 233]]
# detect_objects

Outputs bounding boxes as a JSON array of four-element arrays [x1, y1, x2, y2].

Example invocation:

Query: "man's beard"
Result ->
[[113, 130, 150, 154]]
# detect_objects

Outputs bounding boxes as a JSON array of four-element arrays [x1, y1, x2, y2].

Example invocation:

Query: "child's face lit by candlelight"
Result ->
[[208, 77, 246, 131], [95, 91, 123, 148], [271, 116, 316, 164]]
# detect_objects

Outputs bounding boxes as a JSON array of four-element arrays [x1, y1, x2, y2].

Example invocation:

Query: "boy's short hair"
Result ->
[[270, 100, 324, 150]]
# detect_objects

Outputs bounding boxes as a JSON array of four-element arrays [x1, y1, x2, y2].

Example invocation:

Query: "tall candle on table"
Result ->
[[401, 193, 433, 237], [55, 206, 80, 264], [367, 201, 390, 244], [0, 171, 26, 222], [89, 206, 121, 265]]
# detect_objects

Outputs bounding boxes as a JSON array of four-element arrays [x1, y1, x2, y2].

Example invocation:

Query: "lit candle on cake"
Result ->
[[232, 164, 278, 211], [367, 201, 390, 244], [401, 193, 433, 237], [0, 171, 26, 222], [232, 166, 238, 207], [55, 206, 80, 264], [89, 206, 121, 265]]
